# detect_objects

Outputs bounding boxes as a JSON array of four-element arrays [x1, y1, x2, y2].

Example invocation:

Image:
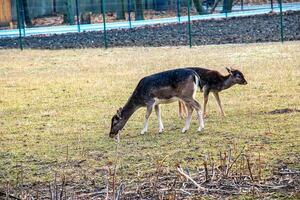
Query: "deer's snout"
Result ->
[[109, 132, 115, 138]]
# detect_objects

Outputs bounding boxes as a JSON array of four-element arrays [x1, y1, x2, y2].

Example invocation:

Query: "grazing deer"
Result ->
[[109, 68, 205, 138], [179, 67, 247, 118]]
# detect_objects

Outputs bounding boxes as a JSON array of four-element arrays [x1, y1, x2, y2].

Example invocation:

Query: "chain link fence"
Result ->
[[0, 0, 299, 49]]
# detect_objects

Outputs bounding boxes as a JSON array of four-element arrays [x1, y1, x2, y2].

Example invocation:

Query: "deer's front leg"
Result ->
[[155, 105, 164, 133], [141, 103, 154, 135], [213, 92, 225, 117]]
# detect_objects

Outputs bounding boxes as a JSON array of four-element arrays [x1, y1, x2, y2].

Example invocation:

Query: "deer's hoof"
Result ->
[[141, 130, 147, 135], [179, 114, 187, 119], [197, 127, 204, 132], [182, 128, 188, 133]]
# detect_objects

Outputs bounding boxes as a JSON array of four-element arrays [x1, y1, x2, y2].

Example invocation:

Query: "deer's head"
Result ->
[[109, 107, 126, 138], [226, 67, 247, 85]]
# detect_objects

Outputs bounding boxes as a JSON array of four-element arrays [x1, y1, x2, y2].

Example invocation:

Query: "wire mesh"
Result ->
[[0, 0, 299, 49]]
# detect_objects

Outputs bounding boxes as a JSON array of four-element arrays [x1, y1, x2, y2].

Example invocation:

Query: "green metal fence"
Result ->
[[1, 0, 299, 50]]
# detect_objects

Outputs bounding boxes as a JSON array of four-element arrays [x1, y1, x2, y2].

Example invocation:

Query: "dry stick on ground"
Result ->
[[112, 166, 116, 200], [258, 153, 262, 181], [49, 183, 53, 200], [276, 171, 300, 175], [112, 136, 122, 200], [104, 166, 110, 200], [246, 155, 254, 181], [225, 148, 232, 176], [170, 177, 177, 198], [219, 151, 226, 176], [177, 166, 207, 191], [115, 182, 125, 200], [225, 146, 246, 177], [204, 158, 209, 182], [55, 172, 58, 200], [59, 174, 66, 200], [211, 162, 215, 181], [0, 191, 21, 200]]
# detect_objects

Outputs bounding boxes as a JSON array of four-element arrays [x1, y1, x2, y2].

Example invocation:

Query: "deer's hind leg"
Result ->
[[141, 101, 155, 135], [182, 104, 193, 133], [178, 100, 187, 119], [183, 98, 205, 132], [155, 105, 164, 133]]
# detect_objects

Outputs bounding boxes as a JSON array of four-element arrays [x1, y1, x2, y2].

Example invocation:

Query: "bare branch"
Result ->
[[177, 166, 207, 191]]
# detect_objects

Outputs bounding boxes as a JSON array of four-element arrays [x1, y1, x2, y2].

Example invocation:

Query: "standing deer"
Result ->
[[178, 67, 247, 118], [109, 68, 205, 138]]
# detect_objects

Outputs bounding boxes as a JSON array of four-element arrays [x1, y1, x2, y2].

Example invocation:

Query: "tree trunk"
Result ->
[[192, 0, 206, 15], [135, 0, 144, 20], [222, 0, 233, 13], [22, 0, 32, 26], [116, 0, 126, 20]]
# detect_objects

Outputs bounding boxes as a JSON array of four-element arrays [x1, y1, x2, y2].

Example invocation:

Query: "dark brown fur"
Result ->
[[179, 67, 247, 118], [110, 68, 204, 138]]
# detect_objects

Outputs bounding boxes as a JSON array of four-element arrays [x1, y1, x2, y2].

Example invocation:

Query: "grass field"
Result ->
[[0, 42, 299, 198]]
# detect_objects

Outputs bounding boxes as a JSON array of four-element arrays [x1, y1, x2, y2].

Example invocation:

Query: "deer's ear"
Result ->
[[116, 108, 122, 118], [226, 67, 232, 74]]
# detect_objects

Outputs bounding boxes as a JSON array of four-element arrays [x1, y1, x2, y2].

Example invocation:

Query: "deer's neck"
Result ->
[[221, 75, 236, 90], [121, 96, 140, 121]]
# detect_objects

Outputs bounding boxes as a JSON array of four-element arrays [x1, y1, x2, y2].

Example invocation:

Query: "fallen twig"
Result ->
[[179, 188, 192, 195], [246, 156, 254, 181], [177, 166, 207, 191], [115, 182, 125, 200], [275, 171, 300, 175], [226, 146, 246, 177], [0, 191, 21, 200]]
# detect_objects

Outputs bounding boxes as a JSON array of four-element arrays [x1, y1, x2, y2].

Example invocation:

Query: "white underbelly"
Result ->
[[154, 97, 179, 105]]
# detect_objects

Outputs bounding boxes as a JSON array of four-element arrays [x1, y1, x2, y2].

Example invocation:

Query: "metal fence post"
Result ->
[[101, 0, 108, 48], [177, 0, 181, 22], [241, 0, 244, 11], [127, 0, 132, 28], [279, 0, 284, 43], [16, 0, 23, 50], [225, 0, 228, 18], [271, 0, 274, 11], [187, 0, 192, 48], [75, 0, 81, 32], [20, 0, 25, 36]]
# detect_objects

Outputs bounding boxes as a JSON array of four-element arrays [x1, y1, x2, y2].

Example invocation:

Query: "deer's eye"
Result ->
[[113, 117, 121, 126], [113, 119, 118, 125], [235, 74, 241, 78]]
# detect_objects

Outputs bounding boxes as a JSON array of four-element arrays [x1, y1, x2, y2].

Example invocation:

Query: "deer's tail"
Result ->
[[193, 72, 204, 92]]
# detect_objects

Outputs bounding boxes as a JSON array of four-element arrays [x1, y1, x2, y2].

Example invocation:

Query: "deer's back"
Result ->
[[187, 67, 226, 90], [132, 69, 198, 103]]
